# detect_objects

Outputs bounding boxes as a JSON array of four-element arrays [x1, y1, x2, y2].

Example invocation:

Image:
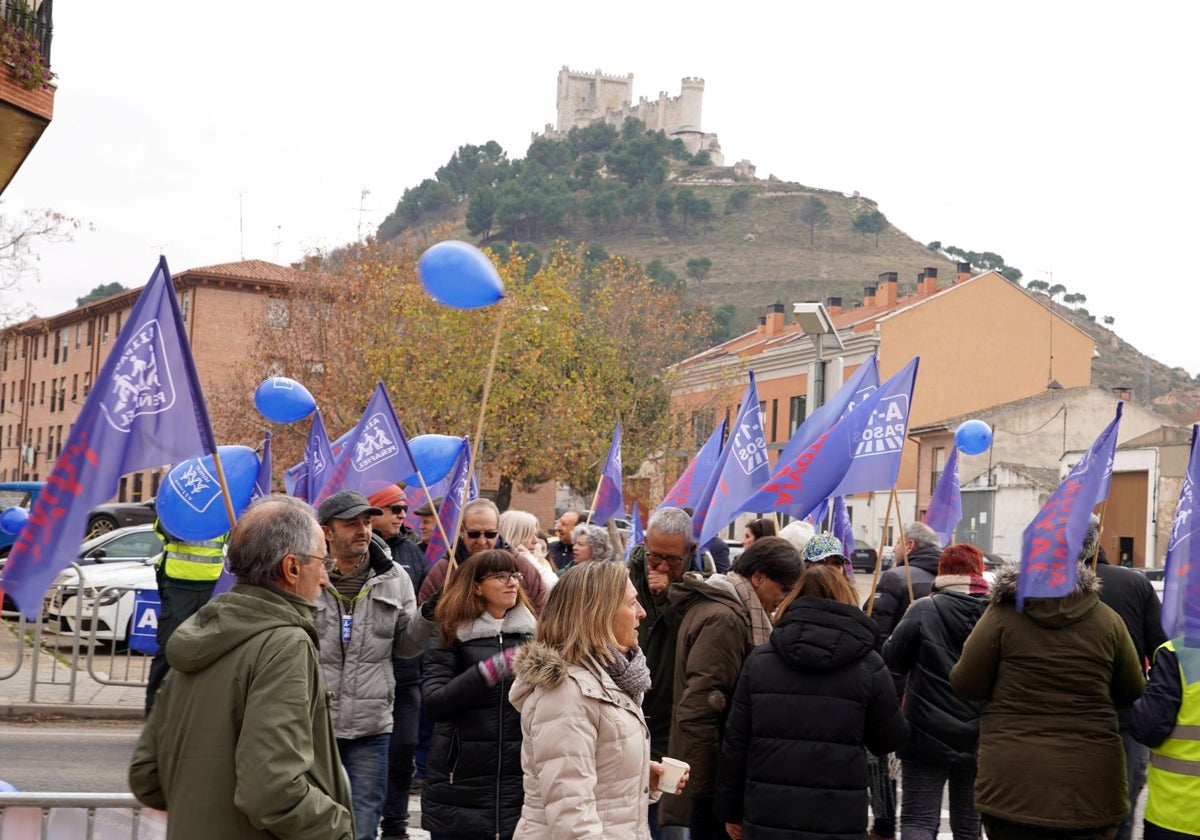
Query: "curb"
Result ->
[[0, 703, 145, 721]]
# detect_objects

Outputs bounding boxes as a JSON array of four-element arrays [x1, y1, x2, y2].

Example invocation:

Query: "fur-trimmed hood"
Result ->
[[988, 564, 1103, 628], [511, 640, 570, 692], [454, 602, 538, 643]]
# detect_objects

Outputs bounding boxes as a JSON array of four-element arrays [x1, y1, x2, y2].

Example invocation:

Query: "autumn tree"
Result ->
[[214, 239, 707, 509]]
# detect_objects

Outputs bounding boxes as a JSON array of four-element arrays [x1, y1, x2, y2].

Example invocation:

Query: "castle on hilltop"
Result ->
[[540, 66, 725, 165]]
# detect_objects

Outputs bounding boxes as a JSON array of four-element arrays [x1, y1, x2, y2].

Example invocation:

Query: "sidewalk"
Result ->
[[0, 617, 146, 719]]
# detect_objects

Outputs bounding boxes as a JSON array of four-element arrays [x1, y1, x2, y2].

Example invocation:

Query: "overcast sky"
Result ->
[[6, 2, 1198, 375]]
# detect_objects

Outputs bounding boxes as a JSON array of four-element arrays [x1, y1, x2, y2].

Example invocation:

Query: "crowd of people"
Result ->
[[130, 493, 1198, 840]]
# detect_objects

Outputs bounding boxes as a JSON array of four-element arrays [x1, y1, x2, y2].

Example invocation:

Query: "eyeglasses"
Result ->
[[296, 553, 336, 572], [646, 550, 689, 569], [388, 504, 408, 515], [463, 529, 499, 540], [480, 571, 523, 584]]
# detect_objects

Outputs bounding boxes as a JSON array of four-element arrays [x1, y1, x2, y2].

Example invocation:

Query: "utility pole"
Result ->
[[356, 188, 372, 242]]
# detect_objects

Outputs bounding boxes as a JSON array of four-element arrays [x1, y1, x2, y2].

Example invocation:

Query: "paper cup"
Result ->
[[659, 757, 689, 792]]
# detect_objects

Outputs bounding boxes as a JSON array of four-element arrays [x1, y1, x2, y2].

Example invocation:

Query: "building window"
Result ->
[[83, 371, 91, 397], [101, 315, 109, 344], [118, 476, 128, 502], [87, 320, 94, 347], [74, 324, 81, 349], [266, 299, 290, 329], [180, 290, 191, 322], [41, 334, 47, 358], [690, 409, 715, 446], [132, 472, 144, 502], [789, 395, 807, 437], [931, 446, 946, 495], [72, 374, 78, 402], [116, 310, 123, 334], [150, 471, 161, 498], [770, 398, 779, 442], [53, 330, 61, 364]]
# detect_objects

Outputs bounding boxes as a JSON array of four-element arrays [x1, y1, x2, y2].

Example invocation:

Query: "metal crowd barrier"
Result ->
[[0, 793, 164, 840]]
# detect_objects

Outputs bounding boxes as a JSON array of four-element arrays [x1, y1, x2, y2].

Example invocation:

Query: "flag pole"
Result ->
[[413, 469, 455, 574], [210, 449, 239, 535], [468, 302, 508, 486], [865, 489, 895, 617], [1089, 499, 1109, 570]]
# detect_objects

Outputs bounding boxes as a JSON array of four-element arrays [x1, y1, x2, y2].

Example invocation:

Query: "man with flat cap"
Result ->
[[314, 490, 437, 840]]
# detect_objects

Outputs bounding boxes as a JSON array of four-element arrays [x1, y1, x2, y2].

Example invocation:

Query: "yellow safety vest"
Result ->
[[155, 521, 228, 582], [1145, 639, 1200, 836]]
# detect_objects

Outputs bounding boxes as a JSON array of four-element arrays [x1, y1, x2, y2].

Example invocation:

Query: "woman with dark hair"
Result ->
[[741, 518, 778, 549], [716, 565, 908, 838], [421, 550, 536, 840], [882, 543, 990, 840]]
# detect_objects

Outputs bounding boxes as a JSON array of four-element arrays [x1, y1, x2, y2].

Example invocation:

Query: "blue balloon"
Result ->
[[0, 506, 29, 536], [254, 377, 316, 424], [955, 419, 993, 456], [399, 435, 463, 486], [418, 241, 504, 310], [157, 446, 261, 541]]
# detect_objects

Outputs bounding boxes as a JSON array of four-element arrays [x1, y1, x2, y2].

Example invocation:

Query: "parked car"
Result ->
[[850, 541, 887, 574], [0, 480, 44, 556], [1138, 566, 1165, 601], [86, 498, 158, 536], [723, 539, 745, 565], [41, 524, 165, 643]]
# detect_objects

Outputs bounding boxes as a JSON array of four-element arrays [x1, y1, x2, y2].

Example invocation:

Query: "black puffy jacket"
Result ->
[[881, 587, 987, 767], [420, 604, 536, 839], [715, 596, 908, 840]]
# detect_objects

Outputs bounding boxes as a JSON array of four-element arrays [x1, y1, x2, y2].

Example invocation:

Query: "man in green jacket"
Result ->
[[130, 495, 354, 839]]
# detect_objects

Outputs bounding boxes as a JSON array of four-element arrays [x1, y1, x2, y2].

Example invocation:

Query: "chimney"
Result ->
[[920, 266, 939, 295], [756, 315, 767, 334], [877, 272, 899, 307], [825, 296, 843, 315], [956, 261, 972, 283], [1112, 385, 1133, 401], [764, 303, 785, 335], [863, 285, 877, 307]]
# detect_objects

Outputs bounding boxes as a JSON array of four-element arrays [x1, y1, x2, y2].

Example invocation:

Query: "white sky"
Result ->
[[6, 2, 1199, 374]]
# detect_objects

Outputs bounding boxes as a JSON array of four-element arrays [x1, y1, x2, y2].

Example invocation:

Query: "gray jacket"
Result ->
[[315, 559, 433, 739]]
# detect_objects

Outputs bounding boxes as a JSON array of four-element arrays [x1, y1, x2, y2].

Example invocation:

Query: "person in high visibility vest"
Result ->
[[1132, 639, 1200, 839], [144, 518, 228, 716]]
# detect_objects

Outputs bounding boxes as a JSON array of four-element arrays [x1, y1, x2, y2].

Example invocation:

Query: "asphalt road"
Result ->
[[0, 719, 141, 793]]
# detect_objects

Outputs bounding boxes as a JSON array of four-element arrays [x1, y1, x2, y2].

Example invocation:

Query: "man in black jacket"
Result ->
[[1086, 515, 1166, 840]]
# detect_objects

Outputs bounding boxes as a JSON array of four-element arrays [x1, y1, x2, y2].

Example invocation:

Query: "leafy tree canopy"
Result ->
[[76, 282, 127, 306]]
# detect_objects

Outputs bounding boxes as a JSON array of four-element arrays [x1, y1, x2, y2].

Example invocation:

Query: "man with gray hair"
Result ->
[[869, 521, 944, 645], [627, 506, 696, 840], [130, 495, 354, 839]]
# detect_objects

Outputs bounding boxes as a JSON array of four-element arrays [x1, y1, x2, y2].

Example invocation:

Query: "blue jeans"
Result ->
[[649, 801, 691, 840], [900, 759, 979, 840], [338, 733, 391, 840]]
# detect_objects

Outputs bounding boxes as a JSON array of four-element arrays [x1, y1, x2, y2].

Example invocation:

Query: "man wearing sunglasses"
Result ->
[[416, 498, 548, 610]]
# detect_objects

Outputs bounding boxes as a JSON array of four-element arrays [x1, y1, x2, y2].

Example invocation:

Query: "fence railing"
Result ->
[[0, 793, 163, 840]]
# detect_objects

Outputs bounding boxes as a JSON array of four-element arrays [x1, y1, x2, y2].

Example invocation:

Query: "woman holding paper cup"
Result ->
[[510, 561, 687, 838]]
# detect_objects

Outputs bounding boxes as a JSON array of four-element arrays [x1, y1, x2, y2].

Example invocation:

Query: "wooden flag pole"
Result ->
[[865, 489, 895, 617], [1089, 499, 1108, 571], [469, 303, 507, 475], [413, 468, 455, 574], [210, 448, 239, 536]]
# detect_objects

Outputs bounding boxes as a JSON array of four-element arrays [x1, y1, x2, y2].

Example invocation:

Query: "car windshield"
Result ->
[[0, 489, 30, 509]]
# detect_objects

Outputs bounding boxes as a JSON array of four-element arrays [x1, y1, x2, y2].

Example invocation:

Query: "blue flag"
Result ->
[[0, 257, 217, 618], [1017, 403, 1123, 610], [738, 358, 920, 522], [806, 498, 830, 529], [252, 431, 273, 502], [694, 372, 772, 551], [777, 355, 880, 470], [923, 445, 962, 545], [592, 424, 624, 526], [424, 439, 476, 565], [624, 500, 644, 562], [660, 419, 727, 512], [285, 425, 349, 498], [1161, 424, 1200, 644], [313, 383, 419, 505], [832, 496, 857, 580], [831, 360, 914, 497]]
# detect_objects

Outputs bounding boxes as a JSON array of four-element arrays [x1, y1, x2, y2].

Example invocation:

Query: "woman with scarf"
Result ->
[[421, 550, 537, 840], [510, 561, 688, 838], [882, 543, 990, 840]]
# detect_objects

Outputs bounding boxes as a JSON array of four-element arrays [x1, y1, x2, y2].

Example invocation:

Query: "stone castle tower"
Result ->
[[543, 66, 723, 165]]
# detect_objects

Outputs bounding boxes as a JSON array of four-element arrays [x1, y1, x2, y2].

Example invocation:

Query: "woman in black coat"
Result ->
[[715, 565, 908, 840], [421, 550, 536, 840], [881, 543, 989, 840]]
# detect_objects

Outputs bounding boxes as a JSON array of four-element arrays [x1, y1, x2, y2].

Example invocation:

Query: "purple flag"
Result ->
[[1017, 403, 1123, 610], [738, 358, 920, 522], [288, 410, 335, 502], [592, 424, 624, 526], [660, 419, 727, 512], [806, 498, 830, 529], [252, 431, 273, 501], [832, 496, 857, 580], [624, 501, 644, 562], [1161, 424, 1200, 642], [313, 383, 419, 505], [923, 445, 961, 545], [404, 437, 476, 533], [0, 257, 217, 618], [777, 355, 880, 470], [695, 372, 772, 550], [831, 360, 914, 497], [424, 439, 475, 565]]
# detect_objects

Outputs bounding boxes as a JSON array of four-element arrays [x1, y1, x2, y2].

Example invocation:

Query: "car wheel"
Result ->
[[87, 515, 119, 537]]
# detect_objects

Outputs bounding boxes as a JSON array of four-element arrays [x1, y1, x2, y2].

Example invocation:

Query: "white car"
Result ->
[[43, 525, 163, 643]]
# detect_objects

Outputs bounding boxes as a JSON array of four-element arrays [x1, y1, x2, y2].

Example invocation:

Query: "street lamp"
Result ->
[[792, 302, 843, 410]]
